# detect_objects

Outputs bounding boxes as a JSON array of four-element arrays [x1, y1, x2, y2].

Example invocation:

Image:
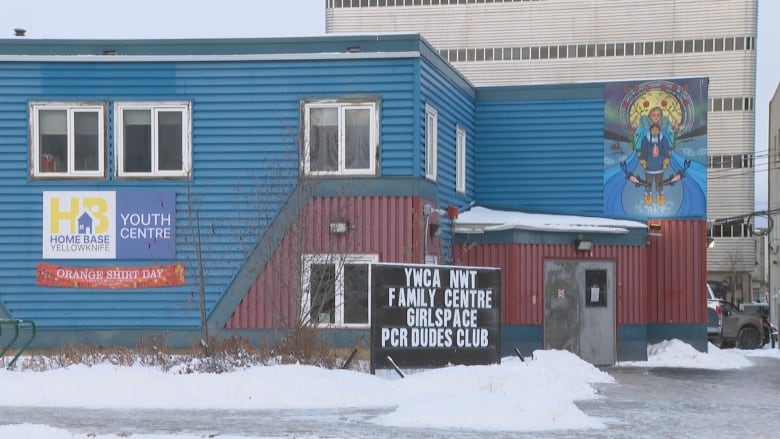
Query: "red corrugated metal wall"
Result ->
[[226, 196, 434, 329], [226, 205, 705, 329], [452, 242, 647, 325], [646, 219, 707, 324]]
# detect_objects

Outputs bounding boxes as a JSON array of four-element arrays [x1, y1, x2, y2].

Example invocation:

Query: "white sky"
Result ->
[[1, 0, 777, 212], [0, 340, 777, 438]]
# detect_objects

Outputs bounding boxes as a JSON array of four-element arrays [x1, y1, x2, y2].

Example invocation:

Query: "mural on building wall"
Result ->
[[603, 78, 708, 220]]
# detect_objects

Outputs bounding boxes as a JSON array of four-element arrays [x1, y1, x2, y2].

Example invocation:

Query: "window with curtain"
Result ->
[[303, 100, 377, 176]]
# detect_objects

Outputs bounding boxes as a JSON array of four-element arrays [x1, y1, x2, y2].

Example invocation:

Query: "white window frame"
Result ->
[[303, 100, 378, 176], [456, 124, 466, 194], [425, 104, 438, 181], [114, 101, 191, 178], [30, 102, 105, 179], [301, 253, 378, 328]]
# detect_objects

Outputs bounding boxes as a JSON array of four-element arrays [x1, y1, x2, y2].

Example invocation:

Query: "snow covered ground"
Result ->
[[1, 340, 778, 438]]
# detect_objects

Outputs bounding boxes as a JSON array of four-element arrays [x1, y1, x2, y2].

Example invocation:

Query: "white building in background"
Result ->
[[326, 0, 758, 300], [768, 84, 780, 326]]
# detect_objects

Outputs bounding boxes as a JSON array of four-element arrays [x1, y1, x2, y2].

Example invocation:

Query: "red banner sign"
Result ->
[[36, 263, 185, 289]]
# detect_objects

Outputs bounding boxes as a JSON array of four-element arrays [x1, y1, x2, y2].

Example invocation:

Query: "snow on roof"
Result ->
[[454, 206, 647, 234]]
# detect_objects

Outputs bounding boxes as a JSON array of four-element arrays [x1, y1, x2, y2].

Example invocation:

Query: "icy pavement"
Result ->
[[1, 343, 779, 438]]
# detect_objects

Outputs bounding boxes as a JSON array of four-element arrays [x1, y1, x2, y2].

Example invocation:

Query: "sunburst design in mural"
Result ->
[[619, 80, 695, 136]]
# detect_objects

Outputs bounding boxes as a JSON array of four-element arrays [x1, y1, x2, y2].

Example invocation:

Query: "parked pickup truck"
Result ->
[[707, 285, 771, 349]]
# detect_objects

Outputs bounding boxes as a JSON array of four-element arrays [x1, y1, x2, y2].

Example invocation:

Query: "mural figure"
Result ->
[[638, 123, 671, 205], [634, 106, 676, 151], [603, 78, 708, 220]]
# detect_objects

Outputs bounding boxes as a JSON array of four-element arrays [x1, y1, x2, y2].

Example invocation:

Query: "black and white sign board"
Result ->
[[370, 263, 501, 374]]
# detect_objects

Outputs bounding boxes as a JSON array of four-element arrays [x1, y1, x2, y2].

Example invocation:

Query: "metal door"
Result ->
[[544, 260, 616, 365]]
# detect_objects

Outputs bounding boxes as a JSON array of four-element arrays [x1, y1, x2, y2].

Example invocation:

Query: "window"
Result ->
[[707, 154, 754, 169], [301, 254, 378, 327], [425, 104, 438, 180], [30, 102, 105, 178], [709, 223, 753, 238], [456, 125, 466, 193], [303, 100, 378, 176], [115, 102, 190, 178]]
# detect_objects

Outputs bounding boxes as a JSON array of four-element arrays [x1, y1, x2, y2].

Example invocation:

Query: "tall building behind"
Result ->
[[326, 0, 759, 300], [768, 84, 780, 325]]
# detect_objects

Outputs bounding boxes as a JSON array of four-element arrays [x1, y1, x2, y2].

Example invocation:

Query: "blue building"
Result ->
[[0, 34, 708, 364]]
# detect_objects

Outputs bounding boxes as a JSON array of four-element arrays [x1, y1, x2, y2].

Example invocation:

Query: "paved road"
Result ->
[[1, 355, 779, 438]]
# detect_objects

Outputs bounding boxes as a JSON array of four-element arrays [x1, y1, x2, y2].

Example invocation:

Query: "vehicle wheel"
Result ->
[[736, 327, 762, 350]]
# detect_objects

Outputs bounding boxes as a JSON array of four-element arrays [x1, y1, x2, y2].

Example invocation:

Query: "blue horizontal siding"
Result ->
[[419, 57, 476, 263], [0, 57, 418, 328], [475, 98, 605, 215]]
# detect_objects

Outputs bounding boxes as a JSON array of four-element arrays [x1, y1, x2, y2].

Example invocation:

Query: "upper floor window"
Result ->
[[115, 102, 191, 178], [30, 102, 105, 178], [456, 125, 466, 193], [303, 100, 378, 176], [425, 104, 438, 181], [301, 254, 378, 328]]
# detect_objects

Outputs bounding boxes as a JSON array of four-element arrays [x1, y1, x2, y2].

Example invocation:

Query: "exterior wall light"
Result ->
[[575, 235, 592, 251], [329, 221, 350, 234]]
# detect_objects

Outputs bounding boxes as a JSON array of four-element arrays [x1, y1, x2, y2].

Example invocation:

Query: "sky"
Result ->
[[1, 0, 777, 212], [0, 339, 777, 438]]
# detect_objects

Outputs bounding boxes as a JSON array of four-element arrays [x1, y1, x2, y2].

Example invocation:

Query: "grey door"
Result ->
[[544, 260, 616, 365]]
